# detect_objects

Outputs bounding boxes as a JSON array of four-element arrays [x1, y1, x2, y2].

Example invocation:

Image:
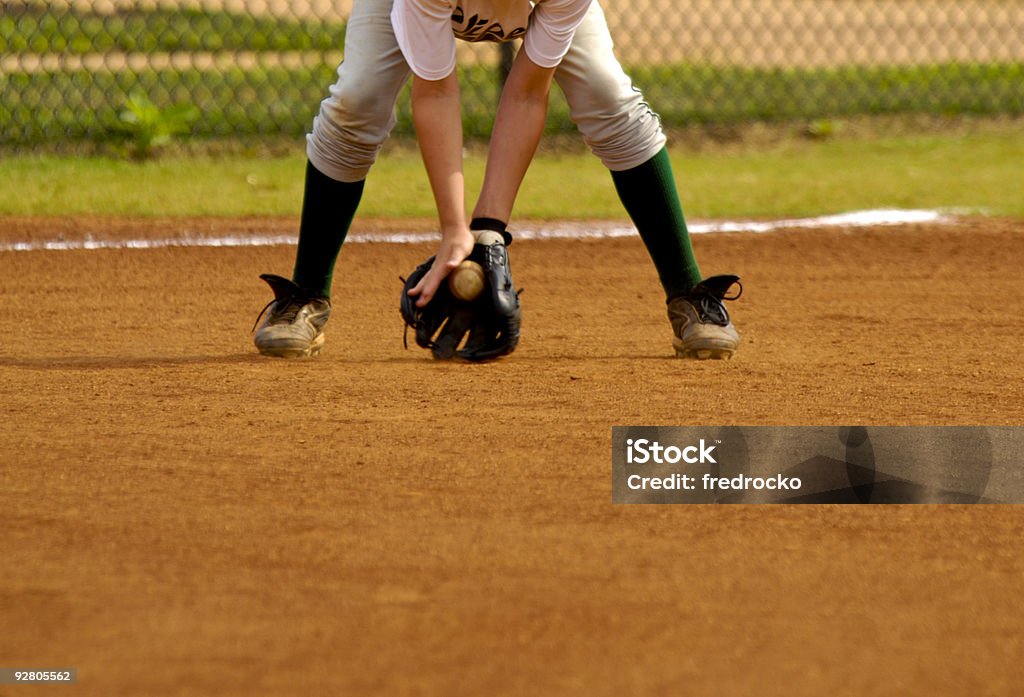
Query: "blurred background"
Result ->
[[3, 0, 1023, 149]]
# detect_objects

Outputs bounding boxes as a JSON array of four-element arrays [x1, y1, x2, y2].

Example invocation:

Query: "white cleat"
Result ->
[[667, 275, 742, 360], [252, 274, 331, 358]]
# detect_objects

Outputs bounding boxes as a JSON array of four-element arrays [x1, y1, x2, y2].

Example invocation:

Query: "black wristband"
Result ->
[[470, 217, 512, 245]]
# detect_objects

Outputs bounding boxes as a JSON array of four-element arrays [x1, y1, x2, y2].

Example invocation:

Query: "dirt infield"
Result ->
[[1, 217, 1023, 695]]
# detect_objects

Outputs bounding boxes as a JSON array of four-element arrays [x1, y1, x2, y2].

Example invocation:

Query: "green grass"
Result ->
[[2, 127, 1022, 219], [0, 3, 346, 53]]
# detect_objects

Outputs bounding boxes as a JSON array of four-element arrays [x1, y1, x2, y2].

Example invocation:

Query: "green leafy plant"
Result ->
[[803, 118, 841, 139], [116, 91, 199, 159]]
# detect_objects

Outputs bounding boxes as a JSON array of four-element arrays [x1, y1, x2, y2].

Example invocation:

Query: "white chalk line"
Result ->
[[0, 209, 950, 253]]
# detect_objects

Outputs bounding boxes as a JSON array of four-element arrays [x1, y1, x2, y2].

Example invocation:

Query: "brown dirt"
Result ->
[[1, 217, 1023, 696]]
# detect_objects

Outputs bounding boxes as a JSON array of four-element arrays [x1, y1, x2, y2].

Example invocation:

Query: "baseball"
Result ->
[[449, 260, 486, 301]]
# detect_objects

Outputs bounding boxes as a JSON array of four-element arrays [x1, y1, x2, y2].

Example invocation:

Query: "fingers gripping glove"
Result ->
[[399, 219, 521, 362]]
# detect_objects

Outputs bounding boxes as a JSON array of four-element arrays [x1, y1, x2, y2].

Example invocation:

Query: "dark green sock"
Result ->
[[610, 147, 702, 300], [292, 160, 365, 298]]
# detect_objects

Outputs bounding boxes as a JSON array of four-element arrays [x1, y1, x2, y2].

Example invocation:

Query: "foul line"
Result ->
[[0, 209, 949, 252]]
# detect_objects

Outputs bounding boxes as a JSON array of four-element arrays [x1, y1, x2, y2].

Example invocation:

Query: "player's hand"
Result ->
[[407, 227, 475, 307]]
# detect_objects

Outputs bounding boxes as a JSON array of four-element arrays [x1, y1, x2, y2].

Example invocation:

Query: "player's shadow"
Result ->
[[0, 354, 434, 369], [0, 350, 688, 369], [0, 354, 261, 370], [508, 354, 685, 362]]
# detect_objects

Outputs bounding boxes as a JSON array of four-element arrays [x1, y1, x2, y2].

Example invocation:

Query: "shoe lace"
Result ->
[[694, 293, 730, 325], [250, 293, 310, 333], [691, 278, 742, 326]]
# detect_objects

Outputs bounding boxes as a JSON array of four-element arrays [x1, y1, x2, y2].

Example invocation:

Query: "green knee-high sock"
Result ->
[[610, 147, 702, 300], [292, 160, 365, 298]]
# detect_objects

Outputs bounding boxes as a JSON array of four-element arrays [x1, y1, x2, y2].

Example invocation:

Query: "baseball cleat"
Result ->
[[667, 275, 742, 360], [252, 274, 331, 357]]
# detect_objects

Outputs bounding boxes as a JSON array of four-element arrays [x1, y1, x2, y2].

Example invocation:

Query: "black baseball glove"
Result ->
[[400, 223, 521, 362]]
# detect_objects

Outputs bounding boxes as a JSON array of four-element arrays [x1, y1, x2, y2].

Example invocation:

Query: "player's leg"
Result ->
[[298, 0, 411, 296], [555, 1, 698, 296], [255, 0, 411, 357], [554, 2, 740, 359]]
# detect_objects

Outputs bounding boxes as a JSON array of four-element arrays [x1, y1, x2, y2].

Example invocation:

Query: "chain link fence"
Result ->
[[2, 0, 1023, 147]]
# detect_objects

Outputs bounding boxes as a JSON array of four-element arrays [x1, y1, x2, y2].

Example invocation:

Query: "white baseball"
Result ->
[[449, 260, 485, 301]]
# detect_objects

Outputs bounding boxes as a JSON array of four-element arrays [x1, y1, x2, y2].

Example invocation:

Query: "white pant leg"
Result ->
[[306, 0, 411, 183], [554, 1, 666, 172]]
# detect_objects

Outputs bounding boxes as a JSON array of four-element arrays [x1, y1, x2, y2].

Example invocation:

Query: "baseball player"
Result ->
[[253, 0, 741, 360]]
